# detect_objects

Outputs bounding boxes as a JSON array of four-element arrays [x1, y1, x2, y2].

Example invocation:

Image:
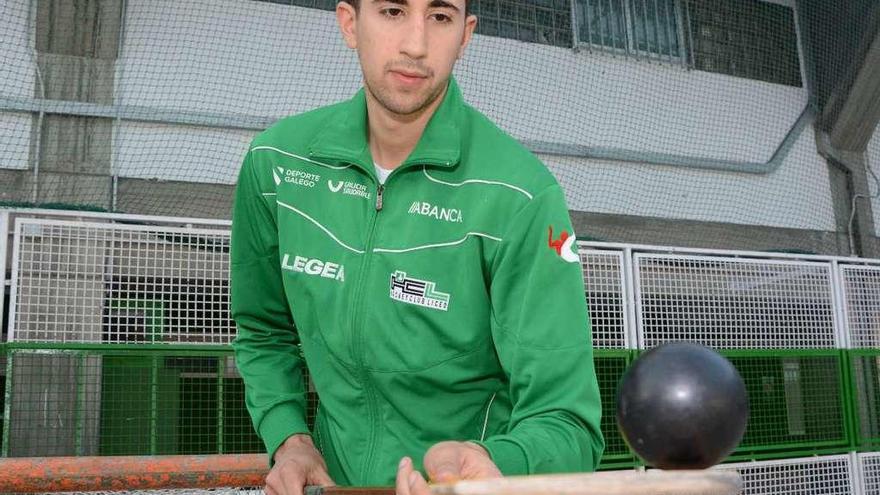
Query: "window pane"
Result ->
[[576, 0, 681, 58], [629, 0, 680, 58], [685, 0, 802, 87], [474, 0, 574, 48], [576, 0, 627, 50]]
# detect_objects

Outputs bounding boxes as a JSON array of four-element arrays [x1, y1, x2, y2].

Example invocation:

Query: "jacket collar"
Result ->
[[309, 76, 463, 170]]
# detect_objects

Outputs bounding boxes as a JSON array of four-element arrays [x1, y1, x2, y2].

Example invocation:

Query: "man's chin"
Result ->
[[367, 79, 445, 117], [383, 95, 436, 117]]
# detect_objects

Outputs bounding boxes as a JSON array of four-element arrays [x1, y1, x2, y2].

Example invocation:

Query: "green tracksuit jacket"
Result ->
[[230, 77, 604, 485]]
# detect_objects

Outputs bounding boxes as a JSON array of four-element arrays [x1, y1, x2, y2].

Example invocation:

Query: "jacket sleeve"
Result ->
[[474, 184, 605, 475], [230, 149, 310, 464]]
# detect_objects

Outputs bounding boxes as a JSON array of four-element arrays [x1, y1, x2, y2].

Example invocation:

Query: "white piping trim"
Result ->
[[276, 200, 365, 254], [251, 146, 352, 170], [480, 392, 497, 441], [261, 192, 277, 196], [373, 232, 502, 254], [423, 168, 533, 200]]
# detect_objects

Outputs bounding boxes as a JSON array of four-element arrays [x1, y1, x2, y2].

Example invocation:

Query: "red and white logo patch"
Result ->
[[548, 226, 579, 263]]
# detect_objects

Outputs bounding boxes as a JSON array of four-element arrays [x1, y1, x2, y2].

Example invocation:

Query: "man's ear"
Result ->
[[458, 14, 477, 59], [337, 1, 358, 49]]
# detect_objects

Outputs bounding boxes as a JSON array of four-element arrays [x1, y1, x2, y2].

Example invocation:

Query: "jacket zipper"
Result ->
[[309, 156, 447, 482], [355, 167, 422, 479], [347, 174, 389, 482]]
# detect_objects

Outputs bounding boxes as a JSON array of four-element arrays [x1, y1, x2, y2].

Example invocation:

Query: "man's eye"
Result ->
[[382, 7, 404, 17], [430, 13, 452, 22]]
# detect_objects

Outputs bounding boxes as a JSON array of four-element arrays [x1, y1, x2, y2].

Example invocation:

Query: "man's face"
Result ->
[[338, 0, 476, 117]]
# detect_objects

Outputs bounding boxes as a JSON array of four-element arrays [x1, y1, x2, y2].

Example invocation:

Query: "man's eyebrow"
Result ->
[[372, 0, 460, 12], [373, 0, 408, 6], [429, 0, 460, 12]]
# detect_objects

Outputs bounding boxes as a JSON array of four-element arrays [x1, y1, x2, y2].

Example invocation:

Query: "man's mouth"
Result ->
[[391, 70, 428, 79]]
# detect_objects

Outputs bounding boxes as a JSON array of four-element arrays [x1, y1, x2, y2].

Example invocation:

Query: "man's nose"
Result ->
[[400, 15, 428, 60]]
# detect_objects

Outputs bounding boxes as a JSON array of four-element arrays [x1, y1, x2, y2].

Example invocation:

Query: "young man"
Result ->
[[230, 0, 604, 494]]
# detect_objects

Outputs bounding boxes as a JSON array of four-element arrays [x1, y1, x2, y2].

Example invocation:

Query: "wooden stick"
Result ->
[[305, 471, 743, 495]]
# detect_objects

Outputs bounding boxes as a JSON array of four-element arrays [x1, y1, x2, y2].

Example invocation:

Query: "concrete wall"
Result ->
[[110, 0, 834, 232], [0, 0, 840, 237], [117, 0, 804, 159], [545, 123, 832, 231], [0, 0, 121, 209], [1, 0, 35, 171], [114, 123, 253, 184], [868, 125, 880, 230], [8, 353, 102, 456]]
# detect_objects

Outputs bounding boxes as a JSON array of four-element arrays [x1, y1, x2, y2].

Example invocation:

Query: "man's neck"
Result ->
[[366, 82, 447, 170]]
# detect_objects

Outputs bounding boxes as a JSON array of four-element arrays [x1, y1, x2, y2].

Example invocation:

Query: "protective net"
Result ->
[[2, 0, 880, 492], [2, 0, 879, 255]]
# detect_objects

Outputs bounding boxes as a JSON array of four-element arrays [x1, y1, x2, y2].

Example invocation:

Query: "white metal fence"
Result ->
[[860, 451, 880, 494], [721, 454, 857, 495], [2, 209, 880, 349], [3, 210, 231, 345], [580, 249, 632, 349], [3, 209, 880, 493], [841, 265, 880, 349], [579, 242, 878, 351]]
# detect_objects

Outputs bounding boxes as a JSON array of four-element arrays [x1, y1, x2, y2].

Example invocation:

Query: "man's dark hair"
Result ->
[[342, 0, 470, 16]]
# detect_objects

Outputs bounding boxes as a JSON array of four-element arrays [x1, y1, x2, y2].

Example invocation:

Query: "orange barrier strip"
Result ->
[[0, 454, 268, 493]]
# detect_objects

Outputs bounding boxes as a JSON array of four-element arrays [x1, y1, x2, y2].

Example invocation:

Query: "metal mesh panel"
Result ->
[[861, 452, 880, 495], [1, 212, 9, 344], [635, 254, 837, 349], [726, 353, 847, 456], [9, 219, 233, 344], [850, 353, 880, 447], [841, 265, 880, 349], [593, 351, 634, 468], [2, 349, 262, 457], [720, 454, 854, 494], [0, 346, 7, 453], [580, 247, 628, 349]]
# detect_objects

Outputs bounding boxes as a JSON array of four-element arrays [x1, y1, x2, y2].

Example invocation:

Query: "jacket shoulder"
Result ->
[[461, 105, 559, 194]]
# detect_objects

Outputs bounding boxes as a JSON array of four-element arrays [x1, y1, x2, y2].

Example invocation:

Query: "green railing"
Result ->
[[0, 343, 875, 468], [594, 349, 638, 470], [1, 343, 262, 457], [596, 348, 854, 468], [848, 350, 880, 451], [721, 349, 853, 462]]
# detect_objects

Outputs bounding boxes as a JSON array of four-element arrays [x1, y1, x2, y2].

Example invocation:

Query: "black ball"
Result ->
[[616, 342, 748, 469]]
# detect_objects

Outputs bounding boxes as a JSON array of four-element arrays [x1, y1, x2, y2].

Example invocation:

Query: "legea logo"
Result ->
[[281, 254, 345, 282]]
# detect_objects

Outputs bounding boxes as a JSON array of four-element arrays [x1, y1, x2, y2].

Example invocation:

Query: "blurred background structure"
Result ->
[[2, 0, 880, 493]]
